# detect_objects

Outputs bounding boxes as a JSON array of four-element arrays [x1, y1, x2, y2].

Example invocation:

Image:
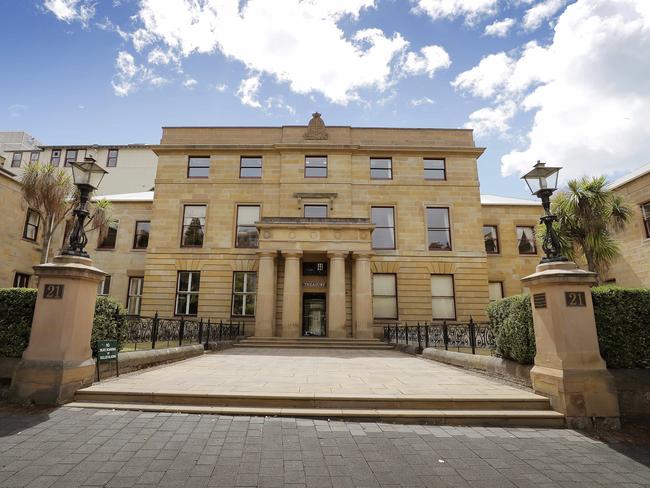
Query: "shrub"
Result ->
[[486, 294, 536, 365], [0, 289, 126, 358], [592, 286, 650, 368], [0, 288, 37, 357], [91, 296, 127, 355]]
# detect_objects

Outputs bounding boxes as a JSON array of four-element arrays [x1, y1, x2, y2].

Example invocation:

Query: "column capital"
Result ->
[[281, 250, 303, 259], [257, 250, 277, 259], [327, 251, 348, 259], [352, 251, 373, 260]]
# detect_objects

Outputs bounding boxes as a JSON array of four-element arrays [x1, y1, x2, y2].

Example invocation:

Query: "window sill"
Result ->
[[21, 237, 39, 246], [131, 248, 148, 252]]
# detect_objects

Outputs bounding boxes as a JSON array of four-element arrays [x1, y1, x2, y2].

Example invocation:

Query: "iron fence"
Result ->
[[114, 311, 245, 351], [382, 318, 495, 355]]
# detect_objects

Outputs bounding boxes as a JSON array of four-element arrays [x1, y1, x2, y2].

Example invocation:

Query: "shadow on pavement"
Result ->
[[0, 403, 56, 438]]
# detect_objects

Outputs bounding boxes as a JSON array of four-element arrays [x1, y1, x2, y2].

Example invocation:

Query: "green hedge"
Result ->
[[592, 286, 650, 368], [0, 289, 126, 358], [487, 287, 650, 368], [0, 288, 37, 357], [486, 294, 536, 364]]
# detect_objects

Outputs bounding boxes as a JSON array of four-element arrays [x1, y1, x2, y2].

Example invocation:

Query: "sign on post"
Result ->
[[43, 284, 64, 299], [96, 340, 119, 381]]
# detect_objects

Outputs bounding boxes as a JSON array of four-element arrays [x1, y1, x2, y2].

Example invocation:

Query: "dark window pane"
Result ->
[[134, 221, 150, 249], [244, 296, 256, 315], [176, 294, 188, 314], [11, 153, 22, 167], [304, 205, 327, 218], [234, 272, 245, 292], [246, 273, 257, 292], [188, 294, 199, 315], [643, 203, 650, 238], [483, 225, 498, 253], [98, 223, 118, 249], [236, 226, 259, 248], [517, 227, 537, 254], [232, 294, 244, 315], [178, 272, 190, 292], [190, 272, 200, 291], [50, 150, 61, 166], [427, 230, 451, 250], [372, 228, 395, 249]]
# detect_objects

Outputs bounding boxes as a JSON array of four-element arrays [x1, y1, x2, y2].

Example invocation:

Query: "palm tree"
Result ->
[[21, 163, 113, 263], [543, 176, 632, 280]]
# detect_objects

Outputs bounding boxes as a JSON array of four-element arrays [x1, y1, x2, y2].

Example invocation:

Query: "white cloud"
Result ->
[[131, 0, 409, 104], [483, 18, 515, 37], [410, 97, 435, 106], [464, 100, 517, 136], [401, 45, 451, 78], [215, 83, 228, 92], [43, 0, 95, 26], [412, 0, 498, 24], [461, 0, 650, 180], [523, 0, 566, 30], [183, 78, 198, 88], [452, 53, 515, 98], [147, 47, 177, 65], [237, 75, 262, 108], [111, 51, 167, 96]]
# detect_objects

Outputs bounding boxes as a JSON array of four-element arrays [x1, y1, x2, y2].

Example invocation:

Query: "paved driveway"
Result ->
[[81, 348, 541, 399]]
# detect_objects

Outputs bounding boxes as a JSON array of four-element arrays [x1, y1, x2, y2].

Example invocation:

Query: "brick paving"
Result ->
[[1, 407, 649, 487]]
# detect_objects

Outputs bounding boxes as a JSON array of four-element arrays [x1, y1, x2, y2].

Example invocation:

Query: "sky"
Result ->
[[1, 0, 649, 198]]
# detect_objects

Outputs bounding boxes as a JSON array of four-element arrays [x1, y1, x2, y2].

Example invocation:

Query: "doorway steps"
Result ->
[[69, 390, 563, 427], [234, 337, 394, 350]]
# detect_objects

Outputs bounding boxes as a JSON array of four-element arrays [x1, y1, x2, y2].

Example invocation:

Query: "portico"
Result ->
[[254, 218, 375, 339]]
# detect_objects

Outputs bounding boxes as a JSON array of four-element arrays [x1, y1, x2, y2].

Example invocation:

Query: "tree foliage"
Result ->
[[541, 176, 632, 280]]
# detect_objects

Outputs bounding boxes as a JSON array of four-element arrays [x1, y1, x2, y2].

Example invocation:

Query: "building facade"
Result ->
[[2, 115, 550, 339], [604, 163, 650, 288], [0, 132, 42, 170]]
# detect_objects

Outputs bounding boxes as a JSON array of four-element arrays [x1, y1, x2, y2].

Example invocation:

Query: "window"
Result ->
[[98, 221, 118, 249], [489, 282, 504, 302], [483, 225, 499, 254], [373, 274, 398, 319], [516, 226, 537, 254], [30, 151, 39, 163], [424, 158, 445, 180], [426, 207, 452, 251], [370, 158, 392, 180], [371, 207, 396, 250], [232, 272, 257, 316], [240, 156, 262, 178], [305, 156, 327, 178], [181, 205, 206, 247], [127, 277, 144, 315], [13, 273, 30, 288], [175, 271, 200, 315], [642, 202, 650, 238], [133, 221, 150, 249], [303, 262, 327, 276], [64, 149, 78, 167], [106, 148, 119, 167], [187, 156, 210, 178], [97, 275, 111, 296], [236, 205, 260, 248], [22, 209, 40, 241], [50, 149, 61, 166], [304, 205, 328, 218], [11, 152, 22, 168], [431, 275, 455, 320]]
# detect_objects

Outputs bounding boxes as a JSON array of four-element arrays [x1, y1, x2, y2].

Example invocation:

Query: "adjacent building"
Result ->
[[604, 163, 650, 288], [0, 132, 42, 170]]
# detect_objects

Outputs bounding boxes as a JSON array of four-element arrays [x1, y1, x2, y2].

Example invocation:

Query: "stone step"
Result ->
[[235, 338, 393, 349], [73, 390, 552, 411], [233, 343, 394, 349], [65, 402, 565, 427]]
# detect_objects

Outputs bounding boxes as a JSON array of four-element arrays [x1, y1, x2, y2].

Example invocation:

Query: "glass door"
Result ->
[[302, 293, 326, 336]]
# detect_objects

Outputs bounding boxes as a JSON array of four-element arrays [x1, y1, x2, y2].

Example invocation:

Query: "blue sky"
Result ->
[[1, 0, 649, 198]]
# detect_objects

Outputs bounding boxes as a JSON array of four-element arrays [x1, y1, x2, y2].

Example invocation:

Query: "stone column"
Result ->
[[10, 255, 105, 405], [352, 253, 374, 339], [327, 251, 348, 338], [281, 250, 302, 337], [254, 251, 276, 337], [522, 261, 620, 429]]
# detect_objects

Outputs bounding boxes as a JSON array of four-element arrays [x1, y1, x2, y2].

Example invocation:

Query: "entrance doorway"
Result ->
[[302, 293, 326, 336]]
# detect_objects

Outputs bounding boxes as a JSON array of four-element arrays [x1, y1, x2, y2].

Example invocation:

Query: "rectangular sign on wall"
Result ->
[[533, 293, 547, 309], [565, 291, 587, 307], [43, 284, 64, 299]]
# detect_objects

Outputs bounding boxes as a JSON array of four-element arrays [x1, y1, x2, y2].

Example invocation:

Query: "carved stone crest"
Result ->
[[304, 112, 328, 140]]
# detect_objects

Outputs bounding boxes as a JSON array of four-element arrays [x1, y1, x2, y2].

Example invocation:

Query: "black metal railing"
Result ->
[[382, 318, 495, 355], [114, 310, 245, 351]]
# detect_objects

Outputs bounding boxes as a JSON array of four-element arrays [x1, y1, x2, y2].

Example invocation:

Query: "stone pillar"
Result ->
[[281, 250, 302, 337], [327, 251, 348, 338], [522, 261, 620, 429], [10, 255, 105, 405], [254, 251, 276, 337], [353, 253, 374, 339]]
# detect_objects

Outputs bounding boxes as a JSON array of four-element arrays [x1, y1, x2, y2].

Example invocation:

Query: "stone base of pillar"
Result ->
[[328, 328, 347, 338], [531, 365, 620, 429], [10, 358, 95, 405]]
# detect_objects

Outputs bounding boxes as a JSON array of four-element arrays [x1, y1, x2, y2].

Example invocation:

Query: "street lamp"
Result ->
[[521, 161, 567, 263], [62, 157, 108, 258]]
